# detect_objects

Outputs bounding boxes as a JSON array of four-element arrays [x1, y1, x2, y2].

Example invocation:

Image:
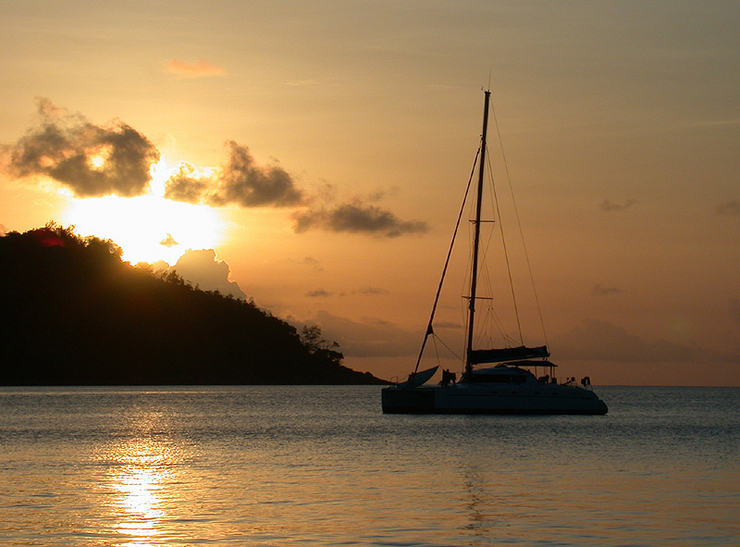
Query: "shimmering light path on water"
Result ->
[[1, 386, 738, 546]]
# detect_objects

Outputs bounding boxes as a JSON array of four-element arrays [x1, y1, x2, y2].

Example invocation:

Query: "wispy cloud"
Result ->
[[600, 198, 636, 212], [305, 310, 418, 358], [292, 256, 324, 271], [165, 59, 225, 78], [729, 298, 740, 325], [353, 286, 389, 295], [557, 319, 709, 363], [592, 284, 621, 296], [716, 200, 740, 216], [306, 289, 332, 298], [687, 118, 740, 128], [291, 202, 429, 238]]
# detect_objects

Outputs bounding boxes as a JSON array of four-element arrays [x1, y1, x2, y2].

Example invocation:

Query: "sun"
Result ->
[[62, 159, 224, 265]]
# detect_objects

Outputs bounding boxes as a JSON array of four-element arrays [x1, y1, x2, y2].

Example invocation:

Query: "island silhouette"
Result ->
[[0, 224, 386, 385]]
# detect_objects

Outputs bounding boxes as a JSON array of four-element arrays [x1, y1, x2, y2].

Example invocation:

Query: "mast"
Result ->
[[466, 90, 491, 375]]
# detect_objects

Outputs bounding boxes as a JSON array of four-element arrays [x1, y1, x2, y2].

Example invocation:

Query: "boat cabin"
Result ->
[[462, 360, 559, 385]]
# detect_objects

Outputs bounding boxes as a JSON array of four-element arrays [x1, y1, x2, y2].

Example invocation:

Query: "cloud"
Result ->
[[165, 58, 225, 78], [2, 98, 159, 197], [172, 249, 246, 299], [304, 310, 419, 358], [433, 321, 463, 330], [592, 284, 621, 296], [159, 234, 178, 247], [292, 202, 429, 237], [161, 144, 428, 235], [147, 260, 170, 273], [301, 256, 324, 271], [556, 319, 710, 363], [166, 142, 304, 208], [599, 198, 636, 212], [729, 298, 740, 325], [211, 142, 304, 207], [716, 200, 740, 216], [353, 286, 389, 295], [306, 289, 332, 297], [4, 101, 428, 239], [163, 163, 210, 203]]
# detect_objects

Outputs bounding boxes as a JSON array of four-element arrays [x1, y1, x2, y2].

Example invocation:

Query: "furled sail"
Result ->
[[468, 345, 550, 365]]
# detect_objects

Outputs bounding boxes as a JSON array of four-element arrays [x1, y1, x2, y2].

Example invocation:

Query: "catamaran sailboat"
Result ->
[[382, 91, 608, 415]]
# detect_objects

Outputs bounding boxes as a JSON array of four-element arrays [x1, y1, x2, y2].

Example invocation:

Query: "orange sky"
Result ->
[[1, 1, 739, 385]]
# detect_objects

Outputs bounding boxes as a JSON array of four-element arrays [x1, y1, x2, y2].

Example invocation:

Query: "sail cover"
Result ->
[[468, 345, 550, 365]]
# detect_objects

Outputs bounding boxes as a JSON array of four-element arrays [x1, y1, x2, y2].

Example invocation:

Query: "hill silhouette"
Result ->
[[0, 224, 386, 385]]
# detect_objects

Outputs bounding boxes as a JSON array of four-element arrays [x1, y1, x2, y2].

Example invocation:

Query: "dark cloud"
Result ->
[[599, 198, 636, 212], [592, 284, 621, 296], [716, 200, 740, 216], [3, 98, 159, 197], [164, 142, 304, 208], [306, 289, 332, 297], [209, 141, 304, 207], [4, 101, 428, 240], [292, 202, 429, 237], [163, 163, 209, 203], [353, 286, 389, 295], [172, 249, 246, 300]]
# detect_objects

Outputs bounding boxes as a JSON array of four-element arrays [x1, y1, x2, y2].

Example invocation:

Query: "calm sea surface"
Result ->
[[1, 386, 738, 546]]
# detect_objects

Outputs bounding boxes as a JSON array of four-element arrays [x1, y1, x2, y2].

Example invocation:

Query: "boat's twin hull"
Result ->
[[381, 384, 608, 415]]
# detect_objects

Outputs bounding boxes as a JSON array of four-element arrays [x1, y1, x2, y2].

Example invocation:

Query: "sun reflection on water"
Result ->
[[106, 442, 175, 547]]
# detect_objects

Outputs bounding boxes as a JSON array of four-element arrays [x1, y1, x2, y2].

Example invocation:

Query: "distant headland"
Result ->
[[0, 224, 387, 386]]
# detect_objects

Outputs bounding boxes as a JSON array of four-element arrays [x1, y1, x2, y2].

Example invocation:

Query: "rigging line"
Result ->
[[436, 334, 465, 368], [413, 146, 481, 374], [430, 331, 466, 369], [486, 145, 524, 346], [489, 94, 549, 346], [475, 215, 511, 349], [465, 185, 513, 351]]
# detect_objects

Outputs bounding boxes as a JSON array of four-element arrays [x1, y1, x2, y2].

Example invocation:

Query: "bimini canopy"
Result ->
[[468, 345, 550, 365]]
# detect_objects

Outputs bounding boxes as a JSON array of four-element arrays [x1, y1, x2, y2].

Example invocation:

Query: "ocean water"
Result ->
[[0, 386, 738, 546]]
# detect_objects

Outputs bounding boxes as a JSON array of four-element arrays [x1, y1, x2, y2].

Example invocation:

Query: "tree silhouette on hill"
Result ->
[[0, 223, 385, 385]]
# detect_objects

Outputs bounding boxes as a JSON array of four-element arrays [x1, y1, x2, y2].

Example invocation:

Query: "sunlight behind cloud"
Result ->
[[62, 158, 225, 265], [64, 194, 224, 265]]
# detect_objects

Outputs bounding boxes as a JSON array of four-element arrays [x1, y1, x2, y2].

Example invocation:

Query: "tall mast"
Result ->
[[466, 90, 491, 375]]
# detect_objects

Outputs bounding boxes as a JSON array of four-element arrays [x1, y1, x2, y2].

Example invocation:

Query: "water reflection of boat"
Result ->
[[382, 91, 607, 415]]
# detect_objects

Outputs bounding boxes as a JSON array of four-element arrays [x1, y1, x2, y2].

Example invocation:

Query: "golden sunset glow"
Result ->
[[114, 467, 165, 543], [2, 1, 739, 385], [105, 437, 177, 547], [62, 160, 224, 265]]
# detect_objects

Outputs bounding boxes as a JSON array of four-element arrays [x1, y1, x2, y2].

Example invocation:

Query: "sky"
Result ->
[[1, 0, 739, 386]]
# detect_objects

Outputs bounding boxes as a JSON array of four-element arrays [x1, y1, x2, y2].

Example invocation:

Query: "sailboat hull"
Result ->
[[381, 383, 608, 415]]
